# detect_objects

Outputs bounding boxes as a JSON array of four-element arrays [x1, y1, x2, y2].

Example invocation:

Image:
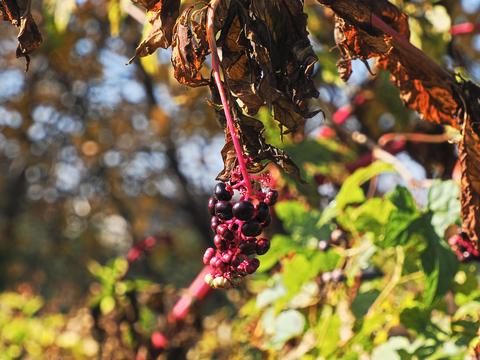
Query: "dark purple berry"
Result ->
[[215, 201, 233, 220], [239, 241, 256, 255], [265, 190, 278, 206], [208, 197, 217, 216], [255, 238, 270, 255], [215, 182, 232, 201], [232, 201, 255, 221], [245, 258, 260, 274], [203, 248, 215, 265], [210, 216, 221, 231], [255, 202, 269, 222], [241, 221, 262, 237]]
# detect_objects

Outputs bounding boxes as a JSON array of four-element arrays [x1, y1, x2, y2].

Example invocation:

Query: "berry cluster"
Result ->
[[448, 233, 480, 262], [203, 182, 278, 288]]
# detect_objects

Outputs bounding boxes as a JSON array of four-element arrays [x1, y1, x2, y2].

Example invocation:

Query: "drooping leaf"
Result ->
[[1, 0, 42, 70], [170, 4, 210, 87], [458, 82, 480, 248], [132, 0, 180, 60]]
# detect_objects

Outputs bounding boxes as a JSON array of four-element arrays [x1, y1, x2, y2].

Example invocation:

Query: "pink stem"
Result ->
[[451, 22, 480, 36], [169, 266, 213, 322], [206, 0, 253, 196]]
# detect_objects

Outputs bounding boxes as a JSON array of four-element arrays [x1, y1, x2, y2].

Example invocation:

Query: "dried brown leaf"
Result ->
[[459, 82, 480, 247], [1, 0, 42, 70], [170, 5, 210, 87], [131, 0, 180, 60]]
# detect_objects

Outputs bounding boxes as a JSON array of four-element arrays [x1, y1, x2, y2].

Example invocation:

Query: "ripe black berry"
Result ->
[[215, 182, 232, 201], [215, 201, 233, 220], [245, 258, 260, 274], [255, 202, 269, 222], [208, 197, 217, 216], [255, 238, 270, 255], [239, 241, 256, 255], [232, 201, 255, 221], [241, 221, 262, 237]]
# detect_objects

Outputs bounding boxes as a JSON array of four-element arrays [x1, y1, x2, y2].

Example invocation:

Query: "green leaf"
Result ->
[[256, 235, 294, 273], [382, 186, 420, 248], [426, 180, 461, 237], [418, 215, 459, 305], [383, 212, 420, 248], [388, 186, 417, 213], [256, 275, 287, 309], [264, 309, 305, 348], [400, 307, 430, 332], [282, 254, 314, 297], [336, 161, 394, 210], [344, 198, 395, 236], [351, 290, 380, 319], [274, 201, 323, 241]]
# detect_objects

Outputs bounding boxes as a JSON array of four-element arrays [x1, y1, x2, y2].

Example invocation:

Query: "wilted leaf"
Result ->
[[131, 0, 180, 60], [458, 82, 480, 247], [170, 4, 210, 87], [1, 0, 42, 70], [320, 0, 460, 128]]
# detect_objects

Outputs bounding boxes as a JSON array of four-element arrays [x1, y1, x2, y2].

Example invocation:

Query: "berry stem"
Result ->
[[206, 0, 253, 196]]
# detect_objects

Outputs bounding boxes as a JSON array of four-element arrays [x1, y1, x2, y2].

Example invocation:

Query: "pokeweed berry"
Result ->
[[254, 202, 269, 222], [203, 247, 215, 265], [447, 232, 480, 262], [241, 221, 262, 237], [233, 201, 255, 221], [255, 238, 270, 255], [245, 258, 260, 274], [215, 182, 232, 201], [265, 190, 278, 206], [208, 197, 217, 216], [203, 180, 278, 288], [210, 216, 220, 231], [215, 201, 233, 220]]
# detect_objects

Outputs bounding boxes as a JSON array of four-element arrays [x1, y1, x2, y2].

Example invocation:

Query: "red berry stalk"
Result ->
[[204, 0, 277, 288]]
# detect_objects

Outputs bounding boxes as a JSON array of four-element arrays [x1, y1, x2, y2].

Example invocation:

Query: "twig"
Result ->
[[378, 132, 451, 147], [366, 246, 404, 318]]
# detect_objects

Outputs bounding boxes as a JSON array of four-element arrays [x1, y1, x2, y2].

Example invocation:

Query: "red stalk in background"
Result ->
[[451, 23, 480, 36]]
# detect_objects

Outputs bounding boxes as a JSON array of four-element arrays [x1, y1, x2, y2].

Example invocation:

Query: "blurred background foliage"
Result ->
[[0, 0, 480, 358]]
